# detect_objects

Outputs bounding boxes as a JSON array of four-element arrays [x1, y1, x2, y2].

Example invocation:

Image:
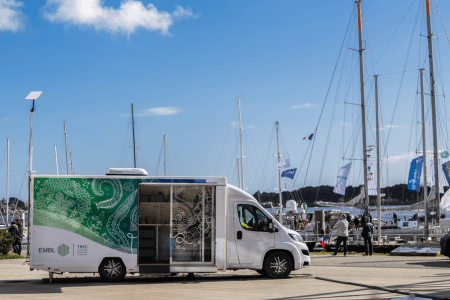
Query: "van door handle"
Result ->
[[237, 231, 242, 240]]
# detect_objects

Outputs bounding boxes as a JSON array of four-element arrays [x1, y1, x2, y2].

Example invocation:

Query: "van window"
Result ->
[[237, 205, 269, 232]]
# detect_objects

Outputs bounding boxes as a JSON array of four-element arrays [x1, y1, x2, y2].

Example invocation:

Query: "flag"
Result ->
[[408, 156, 423, 192], [442, 161, 450, 188], [277, 158, 290, 169], [303, 133, 314, 140], [320, 236, 326, 247], [281, 168, 297, 179], [333, 163, 352, 195]]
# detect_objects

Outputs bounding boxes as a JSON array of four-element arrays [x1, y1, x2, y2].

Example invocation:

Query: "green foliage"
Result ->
[[0, 253, 24, 260], [0, 230, 14, 255]]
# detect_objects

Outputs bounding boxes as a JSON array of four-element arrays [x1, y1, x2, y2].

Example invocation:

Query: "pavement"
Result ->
[[0, 254, 449, 300]]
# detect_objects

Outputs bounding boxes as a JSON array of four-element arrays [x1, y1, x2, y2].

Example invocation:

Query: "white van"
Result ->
[[29, 169, 310, 281]]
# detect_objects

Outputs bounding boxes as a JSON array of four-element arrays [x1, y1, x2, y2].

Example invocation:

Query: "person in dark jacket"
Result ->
[[354, 216, 360, 230], [8, 222, 20, 255], [361, 216, 374, 256], [16, 221, 23, 255]]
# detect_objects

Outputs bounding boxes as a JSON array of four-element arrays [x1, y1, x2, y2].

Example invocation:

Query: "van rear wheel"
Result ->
[[263, 252, 292, 279], [99, 258, 126, 282]]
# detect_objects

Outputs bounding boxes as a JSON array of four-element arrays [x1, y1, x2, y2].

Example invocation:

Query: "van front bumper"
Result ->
[[294, 243, 310, 269]]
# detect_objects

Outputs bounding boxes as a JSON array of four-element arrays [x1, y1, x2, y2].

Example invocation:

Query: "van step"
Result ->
[[139, 264, 170, 273]]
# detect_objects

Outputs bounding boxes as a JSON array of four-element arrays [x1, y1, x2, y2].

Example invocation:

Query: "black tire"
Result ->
[[263, 252, 292, 279], [256, 269, 267, 276], [99, 258, 126, 282]]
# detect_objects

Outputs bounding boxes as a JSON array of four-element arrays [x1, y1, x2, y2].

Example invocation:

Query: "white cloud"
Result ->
[[0, 0, 26, 32], [3, 117, 12, 122], [172, 5, 195, 20], [388, 151, 416, 163], [292, 103, 317, 109], [341, 122, 350, 126], [43, 0, 195, 35], [136, 106, 181, 116], [380, 124, 403, 131]]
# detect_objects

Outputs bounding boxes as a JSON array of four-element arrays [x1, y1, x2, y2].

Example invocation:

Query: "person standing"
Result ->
[[332, 214, 349, 256], [8, 222, 20, 255], [354, 216, 360, 230], [16, 221, 23, 255], [362, 216, 374, 256]]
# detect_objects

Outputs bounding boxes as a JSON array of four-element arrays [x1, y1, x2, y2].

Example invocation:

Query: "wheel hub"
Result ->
[[104, 260, 122, 277], [270, 256, 287, 274]]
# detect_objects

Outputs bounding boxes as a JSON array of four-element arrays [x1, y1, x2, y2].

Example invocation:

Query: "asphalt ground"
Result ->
[[1, 254, 449, 300]]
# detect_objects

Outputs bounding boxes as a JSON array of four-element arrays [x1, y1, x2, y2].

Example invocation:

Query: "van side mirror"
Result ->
[[268, 219, 274, 233]]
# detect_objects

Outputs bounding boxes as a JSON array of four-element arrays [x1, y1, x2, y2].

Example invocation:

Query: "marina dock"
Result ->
[[1, 254, 449, 300]]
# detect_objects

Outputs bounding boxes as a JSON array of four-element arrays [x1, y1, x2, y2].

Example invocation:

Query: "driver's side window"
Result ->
[[237, 205, 269, 232]]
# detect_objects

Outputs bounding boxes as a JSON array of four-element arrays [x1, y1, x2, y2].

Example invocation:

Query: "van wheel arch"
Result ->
[[263, 249, 295, 267]]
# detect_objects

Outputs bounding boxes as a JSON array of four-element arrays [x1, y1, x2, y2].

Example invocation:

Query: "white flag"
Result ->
[[333, 163, 352, 195], [277, 158, 290, 169], [429, 157, 446, 193]]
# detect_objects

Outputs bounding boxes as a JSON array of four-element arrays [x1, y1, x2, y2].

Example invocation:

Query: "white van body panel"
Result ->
[[29, 175, 309, 276]]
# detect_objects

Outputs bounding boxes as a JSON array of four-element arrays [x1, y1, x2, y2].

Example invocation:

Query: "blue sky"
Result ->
[[1, 0, 450, 201]]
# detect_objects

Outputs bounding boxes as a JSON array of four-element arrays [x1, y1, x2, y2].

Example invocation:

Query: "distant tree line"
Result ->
[[253, 184, 447, 207]]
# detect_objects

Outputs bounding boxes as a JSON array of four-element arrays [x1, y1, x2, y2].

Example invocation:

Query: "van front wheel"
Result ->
[[264, 252, 292, 279], [99, 258, 126, 282]]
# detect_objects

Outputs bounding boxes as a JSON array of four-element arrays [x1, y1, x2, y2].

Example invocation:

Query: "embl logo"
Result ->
[[39, 248, 55, 253]]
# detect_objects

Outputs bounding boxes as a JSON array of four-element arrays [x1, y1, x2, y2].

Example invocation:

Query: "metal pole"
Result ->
[[131, 104, 137, 168], [164, 135, 167, 176], [238, 97, 245, 190], [64, 122, 68, 175], [420, 68, 429, 241], [276, 121, 283, 224], [54, 145, 59, 175], [237, 158, 241, 189], [374, 76, 382, 245], [6, 138, 9, 231], [425, 0, 440, 225], [69, 151, 75, 175], [357, 0, 369, 215], [27, 100, 34, 257]]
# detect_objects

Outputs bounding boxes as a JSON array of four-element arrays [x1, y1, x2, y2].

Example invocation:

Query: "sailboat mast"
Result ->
[[64, 122, 69, 175], [70, 151, 75, 175], [357, 0, 369, 215], [420, 68, 429, 240], [425, 0, 440, 225], [238, 97, 245, 190], [131, 104, 137, 168], [374, 76, 382, 244], [237, 158, 241, 189], [54, 145, 59, 175], [276, 121, 283, 223], [6, 138, 9, 231], [164, 135, 167, 176]]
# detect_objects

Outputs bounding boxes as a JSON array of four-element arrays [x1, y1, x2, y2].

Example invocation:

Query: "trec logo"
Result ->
[[57, 244, 70, 257]]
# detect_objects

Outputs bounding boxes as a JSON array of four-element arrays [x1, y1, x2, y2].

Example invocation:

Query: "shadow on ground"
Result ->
[[0, 273, 313, 295]]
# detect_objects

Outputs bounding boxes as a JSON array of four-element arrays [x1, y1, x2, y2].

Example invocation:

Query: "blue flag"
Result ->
[[408, 156, 423, 191], [442, 161, 450, 187], [281, 168, 297, 179]]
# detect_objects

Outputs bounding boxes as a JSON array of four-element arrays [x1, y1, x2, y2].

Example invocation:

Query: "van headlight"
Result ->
[[289, 233, 303, 242]]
